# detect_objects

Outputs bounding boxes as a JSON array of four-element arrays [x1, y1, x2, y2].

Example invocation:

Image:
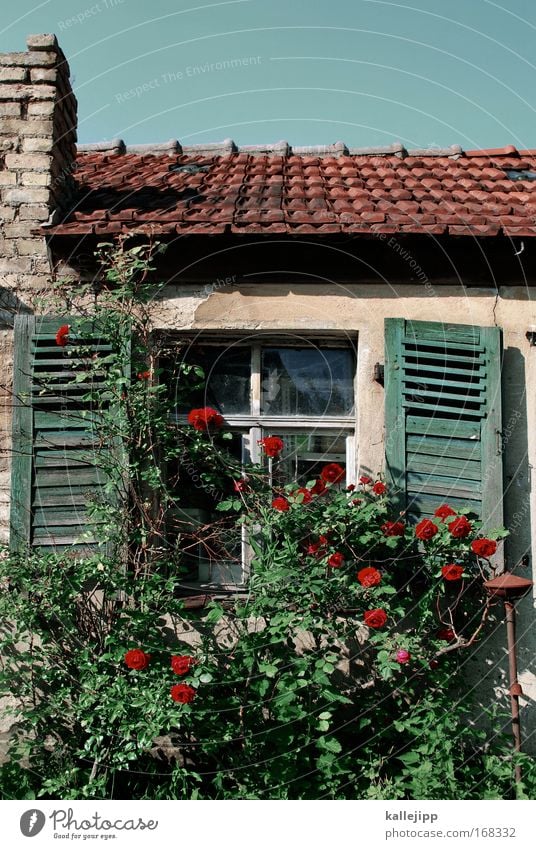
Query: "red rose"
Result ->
[[346, 484, 356, 492], [415, 519, 438, 540], [233, 478, 248, 492], [320, 463, 345, 484], [328, 552, 345, 568], [291, 487, 312, 504], [272, 496, 290, 512], [381, 520, 405, 537], [170, 683, 196, 704], [310, 479, 327, 496], [357, 566, 382, 587], [372, 481, 387, 495], [441, 564, 464, 581], [434, 504, 457, 520], [352, 499, 362, 507], [171, 655, 196, 676], [187, 407, 224, 432], [471, 538, 497, 558], [55, 324, 69, 347], [364, 608, 388, 629], [124, 648, 150, 670], [359, 475, 372, 485], [307, 534, 329, 556], [258, 436, 284, 458], [395, 649, 410, 664], [137, 370, 151, 380], [437, 627, 456, 641], [448, 515, 472, 538]]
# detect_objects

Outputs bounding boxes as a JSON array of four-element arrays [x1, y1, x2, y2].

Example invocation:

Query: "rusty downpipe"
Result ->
[[483, 572, 533, 787]]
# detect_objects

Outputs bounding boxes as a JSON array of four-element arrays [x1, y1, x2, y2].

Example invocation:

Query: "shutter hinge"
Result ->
[[373, 363, 384, 385]]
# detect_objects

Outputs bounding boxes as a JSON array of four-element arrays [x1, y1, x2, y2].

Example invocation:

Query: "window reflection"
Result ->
[[261, 347, 354, 416]]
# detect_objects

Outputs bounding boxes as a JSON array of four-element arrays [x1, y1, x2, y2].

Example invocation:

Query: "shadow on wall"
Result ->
[[0, 288, 32, 326], [502, 347, 531, 569], [473, 345, 535, 753]]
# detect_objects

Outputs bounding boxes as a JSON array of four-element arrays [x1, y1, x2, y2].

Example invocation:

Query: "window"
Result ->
[[169, 336, 357, 588]]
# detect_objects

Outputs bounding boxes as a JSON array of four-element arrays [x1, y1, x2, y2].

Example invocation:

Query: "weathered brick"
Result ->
[[0, 206, 16, 221], [33, 259, 52, 274], [27, 101, 55, 117], [4, 153, 52, 170], [26, 34, 58, 51], [18, 204, 49, 220], [21, 136, 53, 153], [0, 66, 27, 83], [0, 171, 17, 185], [20, 171, 51, 187], [0, 84, 56, 101], [0, 137, 18, 152], [0, 118, 53, 135], [1, 223, 37, 237], [15, 238, 46, 255], [0, 257, 33, 273], [30, 67, 57, 84], [18, 273, 50, 288], [0, 52, 57, 67], [0, 102, 21, 117], [0, 239, 16, 257], [3, 187, 50, 204]]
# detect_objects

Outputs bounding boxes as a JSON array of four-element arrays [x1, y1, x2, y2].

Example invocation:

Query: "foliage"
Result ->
[[0, 238, 533, 800]]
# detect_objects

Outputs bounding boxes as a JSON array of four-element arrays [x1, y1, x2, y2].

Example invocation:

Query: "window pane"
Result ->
[[261, 347, 354, 416], [176, 345, 251, 414], [268, 431, 347, 486]]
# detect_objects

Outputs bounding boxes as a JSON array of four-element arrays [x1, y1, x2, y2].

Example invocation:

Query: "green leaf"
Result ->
[[319, 737, 342, 754], [397, 751, 421, 765]]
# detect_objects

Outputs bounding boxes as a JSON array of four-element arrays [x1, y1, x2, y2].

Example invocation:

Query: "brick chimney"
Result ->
[[0, 34, 77, 543], [0, 33, 77, 293]]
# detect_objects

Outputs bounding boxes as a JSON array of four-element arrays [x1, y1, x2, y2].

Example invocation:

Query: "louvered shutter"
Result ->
[[384, 318, 503, 526], [10, 315, 127, 555]]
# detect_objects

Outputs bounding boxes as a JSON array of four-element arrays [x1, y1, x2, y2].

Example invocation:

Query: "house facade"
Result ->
[[1, 36, 535, 744]]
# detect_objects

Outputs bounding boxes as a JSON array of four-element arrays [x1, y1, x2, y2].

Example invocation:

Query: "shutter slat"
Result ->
[[406, 416, 480, 439], [407, 435, 480, 461], [407, 454, 481, 480], [403, 350, 485, 365], [403, 376, 487, 391], [401, 400, 485, 418], [404, 321, 481, 343], [403, 337, 485, 353], [404, 363, 487, 378]]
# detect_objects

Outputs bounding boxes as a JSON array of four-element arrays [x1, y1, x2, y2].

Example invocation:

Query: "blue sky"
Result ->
[[2, 0, 536, 149]]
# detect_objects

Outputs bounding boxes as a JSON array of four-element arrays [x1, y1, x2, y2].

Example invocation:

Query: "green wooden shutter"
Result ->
[[384, 318, 503, 526], [10, 315, 127, 555]]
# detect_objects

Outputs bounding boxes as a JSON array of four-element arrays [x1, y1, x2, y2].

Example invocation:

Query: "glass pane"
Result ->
[[261, 347, 354, 416], [267, 431, 347, 487], [175, 345, 251, 414]]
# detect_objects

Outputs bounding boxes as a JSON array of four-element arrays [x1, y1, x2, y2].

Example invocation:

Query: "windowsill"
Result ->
[[178, 581, 249, 603]]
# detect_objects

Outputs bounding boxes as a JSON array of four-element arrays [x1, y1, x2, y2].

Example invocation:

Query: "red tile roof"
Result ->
[[48, 143, 536, 238]]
